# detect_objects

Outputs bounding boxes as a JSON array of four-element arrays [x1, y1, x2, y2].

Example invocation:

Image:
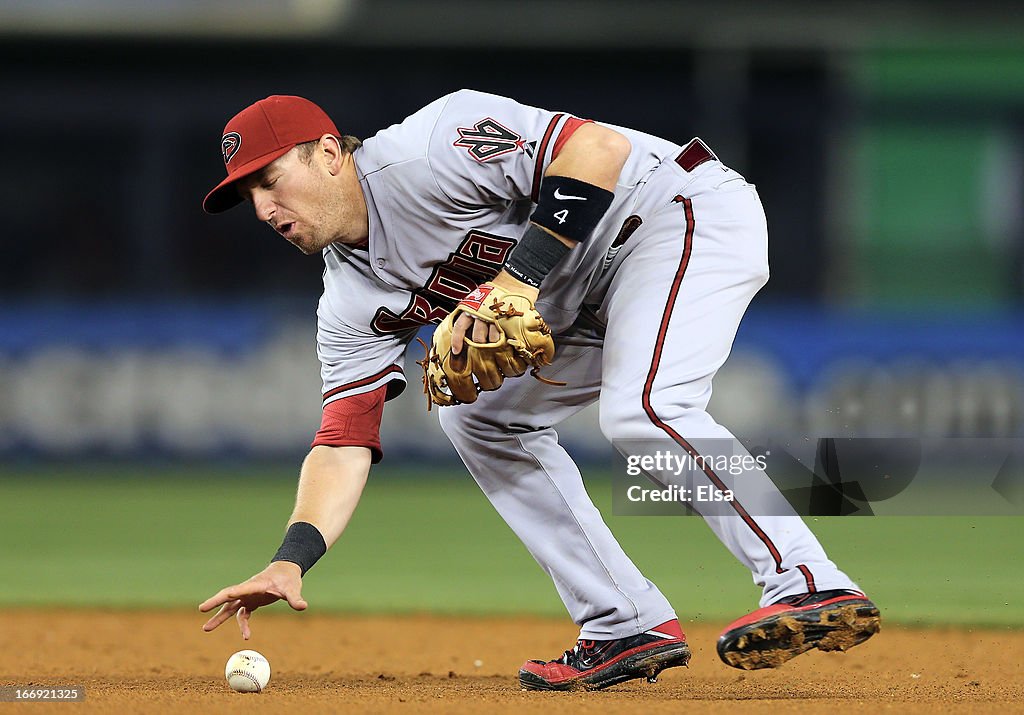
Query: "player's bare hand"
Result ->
[[451, 273, 540, 359], [199, 561, 306, 640], [451, 314, 500, 361]]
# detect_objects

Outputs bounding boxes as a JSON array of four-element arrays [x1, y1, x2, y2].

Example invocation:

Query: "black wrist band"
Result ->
[[531, 176, 615, 244], [503, 224, 572, 288], [271, 521, 327, 576]]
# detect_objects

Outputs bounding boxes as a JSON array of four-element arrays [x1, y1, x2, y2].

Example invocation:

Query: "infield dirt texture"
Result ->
[[1, 466, 1022, 712], [2, 611, 1023, 712]]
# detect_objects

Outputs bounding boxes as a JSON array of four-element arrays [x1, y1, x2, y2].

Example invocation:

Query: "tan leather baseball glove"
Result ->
[[418, 284, 558, 408]]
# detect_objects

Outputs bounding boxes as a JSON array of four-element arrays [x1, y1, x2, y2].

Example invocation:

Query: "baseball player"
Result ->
[[198, 91, 880, 690]]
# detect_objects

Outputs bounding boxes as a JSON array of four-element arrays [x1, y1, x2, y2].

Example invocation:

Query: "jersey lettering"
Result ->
[[426, 256, 491, 301], [457, 230, 516, 265], [453, 118, 525, 162], [371, 230, 517, 335], [372, 294, 451, 334]]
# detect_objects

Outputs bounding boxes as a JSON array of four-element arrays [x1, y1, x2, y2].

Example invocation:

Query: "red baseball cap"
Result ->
[[203, 95, 340, 214]]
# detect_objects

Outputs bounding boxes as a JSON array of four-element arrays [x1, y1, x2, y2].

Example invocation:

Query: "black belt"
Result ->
[[675, 138, 716, 172]]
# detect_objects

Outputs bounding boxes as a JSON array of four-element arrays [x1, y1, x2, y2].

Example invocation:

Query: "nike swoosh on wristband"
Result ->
[[553, 188, 587, 201]]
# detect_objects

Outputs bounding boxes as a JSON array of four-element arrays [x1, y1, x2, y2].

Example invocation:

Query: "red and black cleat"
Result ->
[[518, 619, 691, 691], [717, 589, 881, 670]]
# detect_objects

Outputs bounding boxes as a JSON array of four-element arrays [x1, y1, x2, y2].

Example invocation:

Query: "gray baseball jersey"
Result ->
[[317, 89, 677, 407]]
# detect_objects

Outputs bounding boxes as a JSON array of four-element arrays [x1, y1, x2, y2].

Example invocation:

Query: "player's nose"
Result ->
[[252, 193, 275, 223]]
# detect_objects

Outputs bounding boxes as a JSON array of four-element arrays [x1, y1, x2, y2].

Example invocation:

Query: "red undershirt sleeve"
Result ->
[[311, 385, 387, 463], [551, 117, 593, 159]]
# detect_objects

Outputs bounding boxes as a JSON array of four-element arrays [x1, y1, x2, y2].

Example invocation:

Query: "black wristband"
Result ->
[[531, 176, 615, 244], [271, 521, 327, 576], [503, 224, 572, 288]]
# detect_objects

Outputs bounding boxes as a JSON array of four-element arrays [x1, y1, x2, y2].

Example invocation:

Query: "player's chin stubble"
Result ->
[[284, 210, 332, 254], [290, 234, 324, 255], [291, 187, 354, 255]]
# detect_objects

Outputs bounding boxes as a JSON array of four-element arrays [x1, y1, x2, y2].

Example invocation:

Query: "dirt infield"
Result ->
[[1, 610, 1021, 713]]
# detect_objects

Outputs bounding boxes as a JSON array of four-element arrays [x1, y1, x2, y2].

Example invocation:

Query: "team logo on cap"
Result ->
[[221, 132, 242, 164]]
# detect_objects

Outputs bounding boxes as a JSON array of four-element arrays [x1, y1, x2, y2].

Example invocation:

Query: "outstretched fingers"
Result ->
[[199, 562, 308, 639], [199, 581, 256, 613], [202, 599, 242, 632], [236, 606, 253, 640]]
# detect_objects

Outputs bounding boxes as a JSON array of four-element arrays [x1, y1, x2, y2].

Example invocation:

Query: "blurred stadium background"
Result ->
[[1, 1, 1022, 626]]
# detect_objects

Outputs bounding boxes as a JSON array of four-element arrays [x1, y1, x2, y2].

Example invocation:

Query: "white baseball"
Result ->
[[224, 649, 271, 693]]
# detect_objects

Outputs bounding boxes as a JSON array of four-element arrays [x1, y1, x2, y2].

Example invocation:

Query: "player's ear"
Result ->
[[320, 134, 344, 175]]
